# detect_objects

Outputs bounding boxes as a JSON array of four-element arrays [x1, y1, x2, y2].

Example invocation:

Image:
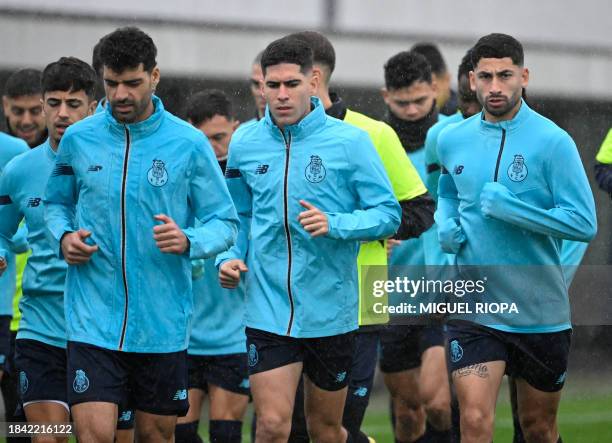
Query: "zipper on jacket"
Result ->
[[281, 129, 295, 335], [118, 126, 131, 350], [493, 128, 507, 182]]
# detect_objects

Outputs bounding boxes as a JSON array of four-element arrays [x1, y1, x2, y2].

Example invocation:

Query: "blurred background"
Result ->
[[0, 0, 611, 440]]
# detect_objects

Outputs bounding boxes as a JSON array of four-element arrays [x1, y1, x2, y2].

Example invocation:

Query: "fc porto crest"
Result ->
[[19, 371, 28, 395], [305, 155, 326, 183], [73, 369, 90, 393], [507, 154, 528, 182], [450, 340, 463, 363], [147, 159, 169, 187], [248, 344, 259, 367]]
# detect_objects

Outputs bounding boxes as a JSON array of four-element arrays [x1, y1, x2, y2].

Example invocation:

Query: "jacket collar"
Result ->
[[105, 95, 165, 136], [479, 99, 532, 133], [264, 96, 326, 141]]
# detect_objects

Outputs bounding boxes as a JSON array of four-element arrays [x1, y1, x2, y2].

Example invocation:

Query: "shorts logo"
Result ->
[[454, 165, 464, 175], [173, 389, 187, 400], [248, 344, 259, 367], [27, 197, 42, 208], [239, 378, 250, 389], [19, 371, 28, 395], [255, 164, 269, 175], [335, 371, 347, 383], [305, 155, 326, 183], [450, 340, 463, 363], [147, 159, 169, 187], [507, 154, 528, 182], [556, 371, 567, 385], [119, 410, 132, 422], [73, 369, 90, 393], [354, 387, 368, 397]]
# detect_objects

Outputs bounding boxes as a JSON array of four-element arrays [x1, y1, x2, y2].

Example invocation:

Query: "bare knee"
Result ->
[[306, 415, 345, 443], [256, 413, 291, 442], [74, 421, 115, 443], [136, 421, 174, 443], [520, 413, 558, 443], [461, 406, 494, 440], [424, 398, 451, 430]]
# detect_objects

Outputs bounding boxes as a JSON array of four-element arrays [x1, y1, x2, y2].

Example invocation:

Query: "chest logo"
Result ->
[[27, 197, 42, 208], [507, 154, 528, 182], [454, 165, 464, 175], [147, 159, 168, 187], [305, 155, 326, 183]]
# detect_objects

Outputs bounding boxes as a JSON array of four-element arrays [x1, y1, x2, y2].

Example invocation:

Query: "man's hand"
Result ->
[[61, 229, 99, 264], [153, 214, 189, 254], [0, 257, 7, 276], [480, 182, 513, 219], [219, 259, 248, 289], [387, 239, 401, 259], [438, 218, 466, 254], [297, 200, 329, 237]]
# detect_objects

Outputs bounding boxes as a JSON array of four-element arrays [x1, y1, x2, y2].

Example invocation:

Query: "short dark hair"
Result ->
[[92, 34, 109, 76], [287, 31, 335, 77], [42, 57, 97, 100], [472, 33, 524, 68], [384, 51, 432, 90], [260, 36, 313, 75], [99, 27, 157, 73], [3, 69, 42, 98], [185, 89, 234, 127], [410, 42, 447, 75], [457, 48, 474, 80]]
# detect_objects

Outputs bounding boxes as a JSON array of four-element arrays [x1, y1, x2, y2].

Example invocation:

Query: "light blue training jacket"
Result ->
[[0, 133, 28, 316], [217, 97, 401, 338], [44, 96, 238, 352], [435, 100, 597, 332], [0, 140, 67, 347]]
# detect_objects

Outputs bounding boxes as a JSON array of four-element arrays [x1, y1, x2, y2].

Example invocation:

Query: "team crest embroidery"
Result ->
[[305, 155, 326, 183], [450, 340, 463, 363], [248, 344, 259, 367], [73, 369, 90, 393], [147, 159, 169, 187], [19, 371, 28, 395], [507, 154, 528, 182]]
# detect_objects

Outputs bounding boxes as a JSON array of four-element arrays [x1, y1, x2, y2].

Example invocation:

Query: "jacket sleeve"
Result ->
[[215, 143, 252, 267], [0, 163, 23, 261], [43, 135, 78, 257], [392, 193, 435, 240], [434, 168, 465, 253], [182, 137, 238, 259], [485, 133, 597, 242], [326, 131, 401, 241]]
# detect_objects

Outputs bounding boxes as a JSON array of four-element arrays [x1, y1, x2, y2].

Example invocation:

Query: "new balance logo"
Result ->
[[88, 165, 103, 172], [454, 165, 464, 175], [173, 389, 187, 400], [255, 164, 269, 175], [27, 198, 42, 208]]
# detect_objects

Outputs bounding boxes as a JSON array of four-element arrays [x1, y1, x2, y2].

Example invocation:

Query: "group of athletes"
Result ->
[[0, 25, 610, 443]]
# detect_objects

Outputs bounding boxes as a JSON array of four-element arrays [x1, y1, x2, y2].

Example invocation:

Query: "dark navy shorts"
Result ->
[[15, 339, 67, 405], [0, 316, 12, 372], [446, 321, 572, 392], [187, 353, 250, 396], [67, 341, 189, 416], [116, 407, 135, 430], [348, 330, 379, 400], [379, 324, 445, 373], [245, 327, 355, 392]]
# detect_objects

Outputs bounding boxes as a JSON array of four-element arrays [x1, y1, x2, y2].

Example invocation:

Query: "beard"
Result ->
[[110, 95, 152, 123], [482, 89, 522, 118]]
